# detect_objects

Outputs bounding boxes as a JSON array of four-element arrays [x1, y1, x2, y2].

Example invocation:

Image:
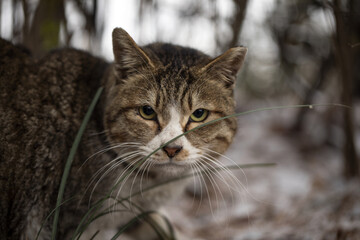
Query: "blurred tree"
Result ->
[[225, 0, 248, 50], [23, 0, 66, 57], [267, 0, 359, 178], [268, 0, 334, 110], [5, 0, 102, 58], [333, 0, 359, 178], [2, 0, 358, 177], [136, 0, 248, 53]]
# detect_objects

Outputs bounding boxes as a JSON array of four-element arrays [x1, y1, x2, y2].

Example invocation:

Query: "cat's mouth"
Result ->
[[155, 158, 188, 165], [154, 162, 189, 175], [139, 144, 198, 175]]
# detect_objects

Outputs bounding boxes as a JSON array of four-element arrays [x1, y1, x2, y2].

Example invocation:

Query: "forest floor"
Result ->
[[165, 100, 360, 240]]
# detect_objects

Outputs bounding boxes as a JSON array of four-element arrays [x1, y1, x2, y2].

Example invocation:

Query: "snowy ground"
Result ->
[[165, 101, 360, 240]]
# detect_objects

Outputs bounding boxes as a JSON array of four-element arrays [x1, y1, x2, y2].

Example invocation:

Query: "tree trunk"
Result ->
[[333, 0, 359, 178], [226, 0, 248, 50], [23, 0, 65, 58]]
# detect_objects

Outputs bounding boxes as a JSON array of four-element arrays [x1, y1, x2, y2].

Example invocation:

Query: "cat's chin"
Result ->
[[152, 162, 190, 177]]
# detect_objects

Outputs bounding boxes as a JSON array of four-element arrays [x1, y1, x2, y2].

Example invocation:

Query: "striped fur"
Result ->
[[104, 28, 247, 174], [0, 28, 246, 239]]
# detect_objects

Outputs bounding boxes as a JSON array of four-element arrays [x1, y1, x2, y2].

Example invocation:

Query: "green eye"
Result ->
[[190, 109, 209, 122], [139, 106, 157, 120]]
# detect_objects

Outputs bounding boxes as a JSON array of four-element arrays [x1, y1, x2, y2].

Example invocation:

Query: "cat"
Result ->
[[0, 28, 247, 239]]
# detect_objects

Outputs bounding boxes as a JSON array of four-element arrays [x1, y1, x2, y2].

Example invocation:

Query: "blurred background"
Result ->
[[1, 0, 359, 239]]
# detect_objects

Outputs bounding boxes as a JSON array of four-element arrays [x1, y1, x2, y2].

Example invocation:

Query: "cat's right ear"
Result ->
[[112, 28, 155, 78]]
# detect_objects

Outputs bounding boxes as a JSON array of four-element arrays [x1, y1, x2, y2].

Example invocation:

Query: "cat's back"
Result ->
[[0, 38, 108, 169], [0, 38, 108, 239]]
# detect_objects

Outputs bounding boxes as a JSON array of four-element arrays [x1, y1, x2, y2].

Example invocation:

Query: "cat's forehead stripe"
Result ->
[[153, 65, 195, 110]]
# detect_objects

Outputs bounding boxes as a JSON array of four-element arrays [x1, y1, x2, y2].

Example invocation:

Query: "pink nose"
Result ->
[[162, 145, 183, 158]]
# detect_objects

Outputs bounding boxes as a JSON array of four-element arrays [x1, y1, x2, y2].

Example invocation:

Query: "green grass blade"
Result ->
[[74, 163, 274, 239], [75, 208, 130, 240], [122, 163, 276, 203], [118, 200, 174, 240], [35, 197, 75, 240], [110, 103, 348, 193], [51, 87, 103, 240], [71, 196, 109, 240], [89, 230, 100, 240], [110, 211, 157, 240], [148, 103, 350, 162], [68, 102, 344, 237]]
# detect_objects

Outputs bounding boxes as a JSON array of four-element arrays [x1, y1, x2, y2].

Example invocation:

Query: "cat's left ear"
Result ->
[[201, 47, 247, 87]]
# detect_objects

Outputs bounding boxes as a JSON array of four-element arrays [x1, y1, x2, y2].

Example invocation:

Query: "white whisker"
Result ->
[[200, 149, 266, 210], [89, 152, 144, 204], [114, 157, 145, 205], [78, 142, 143, 171], [192, 161, 215, 217], [88, 130, 109, 136], [188, 164, 199, 209], [197, 160, 228, 211], [85, 150, 143, 195], [139, 158, 154, 197], [201, 147, 250, 190], [200, 154, 244, 194], [128, 154, 150, 204], [190, 163, 204, 215]]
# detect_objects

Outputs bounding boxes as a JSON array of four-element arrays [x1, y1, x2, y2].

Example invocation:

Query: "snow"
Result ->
[[165, 99, 360, 239]]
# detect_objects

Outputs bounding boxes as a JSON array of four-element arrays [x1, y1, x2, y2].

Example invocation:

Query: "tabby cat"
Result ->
[[0, 28, 246, 239]]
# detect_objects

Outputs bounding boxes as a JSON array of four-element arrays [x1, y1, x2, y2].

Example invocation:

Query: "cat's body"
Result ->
[[0, 28, 246, 239]]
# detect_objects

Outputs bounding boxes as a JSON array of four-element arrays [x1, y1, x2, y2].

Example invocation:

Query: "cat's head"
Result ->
[[103, 28, 246, 176]]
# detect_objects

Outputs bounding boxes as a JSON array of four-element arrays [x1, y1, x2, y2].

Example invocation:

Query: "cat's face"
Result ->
[[103, 28, 246, 176]]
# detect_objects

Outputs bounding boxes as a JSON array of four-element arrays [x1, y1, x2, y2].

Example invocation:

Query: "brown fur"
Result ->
[[0, 28, 246, 239]]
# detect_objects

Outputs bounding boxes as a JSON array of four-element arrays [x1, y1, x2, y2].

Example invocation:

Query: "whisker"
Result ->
[[201, 148, 270, 211], [139, 158, 154, 197], [129, 155, 150, 204], [190, 163, 204, 215], [88, 130, 109, 137], [198, 160, 228, 211], [192, 161, 215, 217], [146, 160, 157, 180], [79, 151, 139, 205], [88, 152, 143, 204], [188, 164, 199, 209], [78, 142, 143, 171], [107, 157, 144, 214], [199, 157, 235, 213], [85, 150, 143, 195], [201, 147, 250, 190], [197, 159, 230, 221], [200, 154, 244, 194], [201, 153, 255, 222], [114, 157, 144, 204], [199, 152, 265, 216]]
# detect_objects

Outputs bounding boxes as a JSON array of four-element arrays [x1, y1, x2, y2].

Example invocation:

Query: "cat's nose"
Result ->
[[162, 145, 183, 158]]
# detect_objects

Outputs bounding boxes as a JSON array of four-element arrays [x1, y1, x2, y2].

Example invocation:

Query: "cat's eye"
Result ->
[[190, 109, 209, 122], [139, 106, 157, 120]]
